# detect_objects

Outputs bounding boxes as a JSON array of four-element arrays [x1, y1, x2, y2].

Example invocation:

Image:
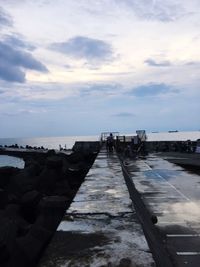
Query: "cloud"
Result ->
[[145, 58, 171, 67], [185, 61, 200, 66], [95, 71, 134, 76], [0, 7, 13, 27], [80, 83, 121, 97], [0, 39, 48, 83], [64, 64, 72, 69], [50, 36, 113, 64], [3, 35, 36, 51], [0, 81, 124, 103], [130, 83, 172, 97], [113, 112, 135, 117], [1, 109, 42, 117], [2, 82, 79, 101], [115, 0, 187, 22], [0, 63, 25, 83]]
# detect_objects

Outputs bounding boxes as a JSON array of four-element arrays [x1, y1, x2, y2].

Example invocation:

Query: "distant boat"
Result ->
[[168, 130, 178, 133], [147, 131, 200, 141]]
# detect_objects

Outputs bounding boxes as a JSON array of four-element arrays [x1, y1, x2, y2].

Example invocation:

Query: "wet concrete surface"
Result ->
[[124, 154, 200, 266], [158, 152, 200, 174], [38, 149, 155, 267]]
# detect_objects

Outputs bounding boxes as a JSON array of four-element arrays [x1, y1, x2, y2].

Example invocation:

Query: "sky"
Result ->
[[0, 0, 200, 138]]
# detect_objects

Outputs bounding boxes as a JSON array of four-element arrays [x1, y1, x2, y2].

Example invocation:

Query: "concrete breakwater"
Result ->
[[0, 142, 99, 267], [113, 135, 200, 172], [120, 151, 200, 267], [0, 137, 200, 267], [38, 147, 156, 267]]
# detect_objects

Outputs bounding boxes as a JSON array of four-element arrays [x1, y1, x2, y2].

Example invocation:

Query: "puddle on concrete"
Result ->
[[40, 214, 155, 267], [126, 154, 200, 237]]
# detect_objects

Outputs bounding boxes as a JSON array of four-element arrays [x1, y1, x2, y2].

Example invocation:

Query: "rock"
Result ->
[[37, 168, 58, 195], [24, 160, 41, 176], [46, 149, 56, 156], [0, 148, 97, 266], [5, 204, 20, 217], [0, 189, 8, 209], [8, 171, 37, 195], [151, 215, 158, 224], [0, 243, 10, 264], [54, 180, 72, 197], [82, 151, 96, 164], [66, 167, 86, 189], [0, 167, 19, 188], [20, 190, 42, 223], [21, 190, 42, 207], [62, 158, 70, 173], [16, 224, 52, 267], [68, 152, 84, 164], [8, 242, 28, 267], [0, 216, 18, 264], [4, 204, 30, 236], [8, 193, 19, 204], [37, 196, 68, 230], [46, 156, 63, 169], [7, 161, 41, 195]]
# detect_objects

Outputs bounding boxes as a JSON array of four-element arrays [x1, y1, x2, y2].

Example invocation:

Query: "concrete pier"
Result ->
[[124, 154, 200, 267], [38, 148, 155, 267]]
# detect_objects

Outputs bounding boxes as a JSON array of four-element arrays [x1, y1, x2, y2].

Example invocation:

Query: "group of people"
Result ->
[[105, 133, 146, 156]]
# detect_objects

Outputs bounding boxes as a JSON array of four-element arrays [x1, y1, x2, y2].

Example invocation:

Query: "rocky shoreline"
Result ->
[[0, 143, 99, 267]]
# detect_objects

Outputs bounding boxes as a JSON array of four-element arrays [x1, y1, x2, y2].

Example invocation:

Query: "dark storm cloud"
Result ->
[[0, 40, 48, 83], [4, 35, 36, 51], [50, 36, 113, 63], [0, 62, 25, 83]]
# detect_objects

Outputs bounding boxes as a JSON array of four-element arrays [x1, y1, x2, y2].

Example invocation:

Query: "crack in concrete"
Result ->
[[64, 211, 135, 219]]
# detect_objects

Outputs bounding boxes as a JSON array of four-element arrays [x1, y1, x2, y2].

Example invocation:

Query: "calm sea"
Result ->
[[0, 135, 99, 150], [0, 131, 200, 168], [1, 132, 199, 150], [0, 155, 24, 169], [0, 135, 99, 168]]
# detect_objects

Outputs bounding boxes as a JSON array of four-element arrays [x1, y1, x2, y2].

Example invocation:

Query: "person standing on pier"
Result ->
[[106, 133, 114, 152]]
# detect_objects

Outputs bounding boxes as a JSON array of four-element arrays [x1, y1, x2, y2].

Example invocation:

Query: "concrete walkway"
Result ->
[[38, 148, 155, 267], [124, 154, 200, 267]]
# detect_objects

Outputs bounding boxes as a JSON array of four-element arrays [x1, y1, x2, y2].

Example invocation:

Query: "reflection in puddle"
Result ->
[[169, 201, 200, 223], [143, 169, 178, 181], [105, 189, 118, 194], [128, 155, 200, 233]]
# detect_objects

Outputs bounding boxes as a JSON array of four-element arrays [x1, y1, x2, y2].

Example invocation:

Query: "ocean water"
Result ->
[[0, 135, 99, 168], [0, 155, 24, 169], [1, 132, 199, 150], [0, 135, 99, 150], [146, 131, 200, 142], [0, 131, 200, 168]]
